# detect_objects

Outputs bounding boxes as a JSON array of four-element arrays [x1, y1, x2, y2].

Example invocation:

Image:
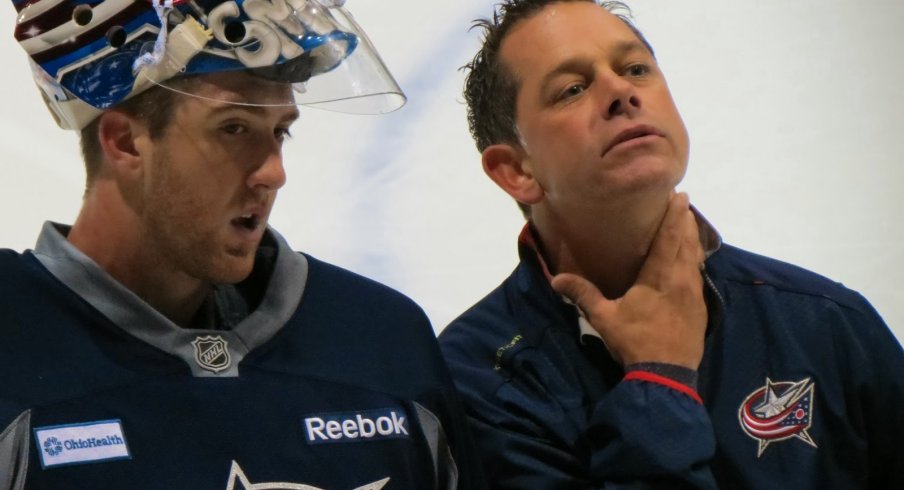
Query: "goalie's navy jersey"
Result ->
[[0, 223, 481, 490]]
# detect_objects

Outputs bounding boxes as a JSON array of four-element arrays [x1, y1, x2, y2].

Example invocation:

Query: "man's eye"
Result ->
[[558, 84, 586, 101], [625, 64, 650, 77], [275, 127, 293, 142], [221, 124, 248, 135]]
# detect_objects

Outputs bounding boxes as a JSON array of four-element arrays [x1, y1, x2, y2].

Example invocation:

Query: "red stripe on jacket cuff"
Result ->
[[623, 370, 703, 404]]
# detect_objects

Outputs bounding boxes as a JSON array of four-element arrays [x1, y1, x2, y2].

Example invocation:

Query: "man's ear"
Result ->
[[482, 143, 544, 206], [97, 110, 145, 179]]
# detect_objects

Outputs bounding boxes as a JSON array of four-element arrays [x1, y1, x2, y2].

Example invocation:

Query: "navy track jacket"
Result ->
[[439, 239, 904, 489]]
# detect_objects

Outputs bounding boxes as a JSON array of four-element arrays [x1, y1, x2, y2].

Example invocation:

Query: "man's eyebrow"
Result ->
[[611, 40, 652, 58], [538, 57, 595, 94], [207, 103, 270, 115], [207, 103, 300, 123], [538, 40, 652, 92]]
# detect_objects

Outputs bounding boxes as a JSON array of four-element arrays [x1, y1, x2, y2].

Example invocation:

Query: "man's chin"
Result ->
[[600, 171, 682, 202], [610, 157, 685, 193], [211, 250, 257, 284]]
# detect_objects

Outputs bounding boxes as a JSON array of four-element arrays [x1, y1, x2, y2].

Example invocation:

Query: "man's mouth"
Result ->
[[232, 213, 261, 231], [603, 125, 663, 155]]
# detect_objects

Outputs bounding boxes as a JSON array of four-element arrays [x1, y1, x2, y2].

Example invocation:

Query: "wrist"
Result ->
[[625, 362, 699, 389], [623, 363, 702, 404]]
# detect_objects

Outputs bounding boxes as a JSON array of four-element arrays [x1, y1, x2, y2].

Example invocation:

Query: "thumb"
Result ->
[[551, 273, 615, 332]]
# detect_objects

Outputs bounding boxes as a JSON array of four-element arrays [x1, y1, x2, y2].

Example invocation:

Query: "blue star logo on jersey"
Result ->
[[43, 436, 63, 457], [192, 335, 231, 373], [739, 376, 818, 457], [224, 461, 390, 490]]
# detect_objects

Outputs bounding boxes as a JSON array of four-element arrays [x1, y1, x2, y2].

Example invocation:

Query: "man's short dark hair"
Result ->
[[79, 77, 197, 189], [462, 0, 654, 217]]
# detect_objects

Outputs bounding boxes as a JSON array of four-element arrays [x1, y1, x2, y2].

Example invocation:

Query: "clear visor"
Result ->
[[136, 0, 405, 113]]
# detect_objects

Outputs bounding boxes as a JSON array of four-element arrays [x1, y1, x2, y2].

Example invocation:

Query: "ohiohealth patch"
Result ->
[[34, 419, 130, 469]]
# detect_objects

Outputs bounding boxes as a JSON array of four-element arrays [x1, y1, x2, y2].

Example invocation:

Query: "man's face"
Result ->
[[137, 71, 299, 284], [501, 2, 689, 215]]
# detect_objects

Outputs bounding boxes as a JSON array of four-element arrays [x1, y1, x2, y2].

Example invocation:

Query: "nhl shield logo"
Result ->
[[738, 376, 817, 457], [191, 335, 231, 373]]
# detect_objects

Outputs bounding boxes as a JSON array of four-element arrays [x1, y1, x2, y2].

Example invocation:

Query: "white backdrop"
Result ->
[[1, 1, 901, 343]]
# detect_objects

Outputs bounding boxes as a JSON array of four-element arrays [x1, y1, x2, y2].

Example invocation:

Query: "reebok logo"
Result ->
[[303, 409, 409, 445]]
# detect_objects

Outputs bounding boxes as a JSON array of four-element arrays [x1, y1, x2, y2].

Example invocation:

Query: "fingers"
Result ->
[[653, 192, 689, 260], [677, 205, 705, 272], [551, 273, 606, 313], [639, 192, 692, 286], [680, 213, 705, 294], [551, 273, 614, 335]]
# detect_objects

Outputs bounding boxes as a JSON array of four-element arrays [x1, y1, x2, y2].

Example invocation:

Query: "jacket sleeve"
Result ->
[[851, 303, 904, 489], [414, 384, 490, 490], [446, 347, 718, 489], [438, 391, 488, 490], [0, 410, 30, 490]]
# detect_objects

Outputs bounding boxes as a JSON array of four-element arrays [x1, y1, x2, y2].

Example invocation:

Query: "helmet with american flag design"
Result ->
[[12, 0, 405, 129]]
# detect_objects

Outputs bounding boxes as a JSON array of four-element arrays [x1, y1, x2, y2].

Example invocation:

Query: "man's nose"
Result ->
[[598, 70, 642, 119], [248, 147, 287, 191]]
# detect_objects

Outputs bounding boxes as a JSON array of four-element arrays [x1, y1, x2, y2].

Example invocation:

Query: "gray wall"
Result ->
[[2, 0, 901, 342]]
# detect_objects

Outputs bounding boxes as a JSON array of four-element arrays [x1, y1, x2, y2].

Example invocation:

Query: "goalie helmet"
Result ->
[[12, 0, 405, 129]]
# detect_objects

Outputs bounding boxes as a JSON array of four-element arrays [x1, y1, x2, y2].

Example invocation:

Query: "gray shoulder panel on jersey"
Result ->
[[413, 402, 459, 490], [33, 222, 308, 378], [0, 410, 30, 490]]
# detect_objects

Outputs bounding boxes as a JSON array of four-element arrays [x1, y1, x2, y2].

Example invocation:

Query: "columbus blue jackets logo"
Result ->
[[192, 335, 231, 373], [225, 461, 389, 490], [739, 377, 817, 457]]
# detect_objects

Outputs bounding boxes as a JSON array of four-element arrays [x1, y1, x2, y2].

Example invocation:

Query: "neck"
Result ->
[[531, 191, 671, 299], [68, 179, 209, 327]]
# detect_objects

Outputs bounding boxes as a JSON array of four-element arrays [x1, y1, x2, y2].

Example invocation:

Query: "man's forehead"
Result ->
[[189, 71, 297, 107], [165, 75, 300, 126], [500, 2, 644, 74]]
